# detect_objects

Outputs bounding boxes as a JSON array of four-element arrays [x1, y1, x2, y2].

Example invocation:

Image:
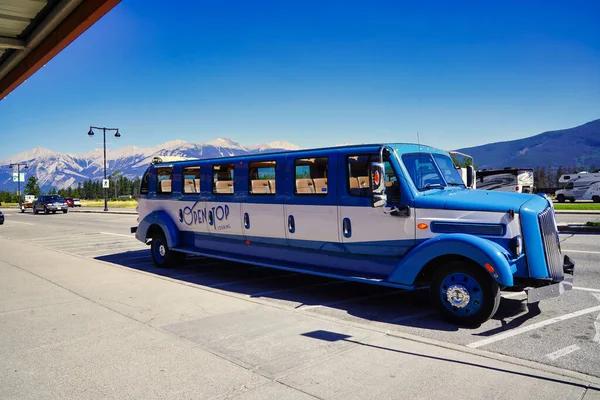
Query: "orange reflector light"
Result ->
[[484, 263, 495, 273], [245, 240, 251, 245], [417, 223, 428, 230]]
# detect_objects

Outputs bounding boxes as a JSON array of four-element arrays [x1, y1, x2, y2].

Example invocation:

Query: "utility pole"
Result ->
[[9, 162, 28, 203], [87, 126, 121, 211]]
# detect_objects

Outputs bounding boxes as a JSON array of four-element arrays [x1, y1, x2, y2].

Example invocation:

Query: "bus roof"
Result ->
[[150, 142, 449, 167]]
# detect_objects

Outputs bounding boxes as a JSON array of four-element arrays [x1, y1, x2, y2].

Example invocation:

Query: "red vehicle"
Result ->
[[65, 198, 81, 207]]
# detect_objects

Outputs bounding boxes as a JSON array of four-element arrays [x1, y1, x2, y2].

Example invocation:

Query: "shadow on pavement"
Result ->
[[95, 250, 536, 333]]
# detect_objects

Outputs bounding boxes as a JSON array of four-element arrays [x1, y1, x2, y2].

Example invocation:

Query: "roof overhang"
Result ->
[[0, 0, 121, 101]]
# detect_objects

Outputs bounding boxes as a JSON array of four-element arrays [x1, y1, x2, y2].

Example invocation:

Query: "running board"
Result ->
[[171, 246, 414, 290]]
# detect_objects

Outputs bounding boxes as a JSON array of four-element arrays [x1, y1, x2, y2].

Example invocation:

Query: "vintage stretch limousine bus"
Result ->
[[131, 143, 574, 326]]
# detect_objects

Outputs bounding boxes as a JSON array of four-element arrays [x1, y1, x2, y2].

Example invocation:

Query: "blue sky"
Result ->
[[1, 0, 599, 159]]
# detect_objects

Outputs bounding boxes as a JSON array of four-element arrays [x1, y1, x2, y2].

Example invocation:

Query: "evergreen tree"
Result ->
[[24, 176, 41, 197]]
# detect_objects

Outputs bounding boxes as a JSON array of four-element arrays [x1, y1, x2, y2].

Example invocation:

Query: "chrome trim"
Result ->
[[446, 284, 471, 309], [538, 207, 564, 281]]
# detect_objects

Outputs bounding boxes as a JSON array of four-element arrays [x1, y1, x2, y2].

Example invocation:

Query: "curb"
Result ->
[[69, 209, 137, 215], [557, 225, 600, 234], [554, 210, 600, 215]]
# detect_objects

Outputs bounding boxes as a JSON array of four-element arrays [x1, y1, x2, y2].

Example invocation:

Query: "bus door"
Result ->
[[284, 153, 342, 252], [178, 165, 208, 245], [338, 152, 415, 258], [242, 156, 287, 245], [206, 163, 244, 238]]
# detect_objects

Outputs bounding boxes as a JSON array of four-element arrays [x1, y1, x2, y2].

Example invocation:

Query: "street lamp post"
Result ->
[[87, 126, 121, 212], [9, 162, 28, 204]]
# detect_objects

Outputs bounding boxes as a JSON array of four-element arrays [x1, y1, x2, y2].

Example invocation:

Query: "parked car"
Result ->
[[0, 210, 4, 225], [65, 198, 81, 207], [32, 195, 68, 214]]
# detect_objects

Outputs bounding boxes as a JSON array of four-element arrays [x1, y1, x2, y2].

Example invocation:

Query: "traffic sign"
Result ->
[[12, 173, 25, 183], [102, 179, 110, 188]]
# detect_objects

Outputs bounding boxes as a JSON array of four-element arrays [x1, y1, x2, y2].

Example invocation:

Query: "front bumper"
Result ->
[[46, 204, 68, 211], [526, 255, 574, 303]]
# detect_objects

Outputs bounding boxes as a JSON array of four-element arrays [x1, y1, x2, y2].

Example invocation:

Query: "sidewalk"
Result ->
[[1, 237, 599, 399]]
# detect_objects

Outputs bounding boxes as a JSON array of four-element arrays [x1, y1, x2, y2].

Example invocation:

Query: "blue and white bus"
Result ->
[[131, 143, 574, 326]]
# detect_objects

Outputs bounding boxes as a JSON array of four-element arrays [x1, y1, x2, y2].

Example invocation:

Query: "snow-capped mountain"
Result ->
[[0, 138, 301, 190]]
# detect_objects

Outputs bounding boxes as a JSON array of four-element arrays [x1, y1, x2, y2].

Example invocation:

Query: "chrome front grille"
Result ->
[[538, 207, 564, 281]]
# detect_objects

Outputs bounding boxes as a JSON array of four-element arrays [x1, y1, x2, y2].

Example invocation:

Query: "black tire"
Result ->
[[556, 194, 565, 203], [20, 207, 25, 213], [430, 261, 501, 327], [33, 207, 38, 215], [52, 210, 56, 214], [150, 231, 185, 268], [44, 207, 49, 215], [569, 198, 575, 203], [63, 209, 68, 214], [593, 196, 600, 204]]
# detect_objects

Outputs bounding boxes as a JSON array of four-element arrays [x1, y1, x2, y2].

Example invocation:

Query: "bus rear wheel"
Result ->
[[430, 261, 500, 327], [556, 194, 565, 203], [150, 231, 185, 268]]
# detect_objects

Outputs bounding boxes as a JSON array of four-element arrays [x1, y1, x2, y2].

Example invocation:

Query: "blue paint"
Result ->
[[430, 221, 505, 236], [137, 210, 181, 248], [191, 231, 397, 277], [389, 233, 515, 287], [439, 272, 483, 316], [415, 189, 535, 213], [520, 196, 554, 279]]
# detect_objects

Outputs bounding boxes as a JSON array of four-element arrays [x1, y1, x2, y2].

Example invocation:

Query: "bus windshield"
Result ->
[[402, 153, 465, 191]]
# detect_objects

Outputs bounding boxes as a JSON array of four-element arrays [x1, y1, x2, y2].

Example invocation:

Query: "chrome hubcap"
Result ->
[[158, 244, 166, 257], [446, 284, 471, 308]]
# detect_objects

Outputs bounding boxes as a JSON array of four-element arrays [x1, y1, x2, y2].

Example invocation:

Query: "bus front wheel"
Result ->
[[150, 231, 185, 268], [430, 261, 500, 327], [556, 194, 566, 203]]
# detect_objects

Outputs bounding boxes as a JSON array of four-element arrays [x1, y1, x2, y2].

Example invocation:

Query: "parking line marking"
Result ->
[[573, 287, 600, 293], [545, 345, 580, 361], [563, 249, 600, 255], [4, 220, 34, 225], [99, 232, 136, 238], [467, 305, 600, 349]]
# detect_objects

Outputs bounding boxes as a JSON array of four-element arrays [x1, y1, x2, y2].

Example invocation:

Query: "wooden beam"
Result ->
[[0, 0, 121, 101]]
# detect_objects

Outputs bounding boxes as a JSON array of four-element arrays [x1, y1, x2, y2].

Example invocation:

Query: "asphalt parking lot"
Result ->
[[1, 208, 600, 399]]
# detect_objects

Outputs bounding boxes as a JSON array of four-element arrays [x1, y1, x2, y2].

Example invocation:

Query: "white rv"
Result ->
[[555, 172, 600, 203], [476, 168, 534, 193]]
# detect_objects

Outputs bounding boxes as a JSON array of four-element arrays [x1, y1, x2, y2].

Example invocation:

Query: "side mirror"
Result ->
[[370, 162, 387, 207], [466, 165, 475, 188]]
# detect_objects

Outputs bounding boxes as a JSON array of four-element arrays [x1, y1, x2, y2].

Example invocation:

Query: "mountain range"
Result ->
[[456, 119, 600, 169], [1, 118, 599, 190], [0, 139, 300, 190]]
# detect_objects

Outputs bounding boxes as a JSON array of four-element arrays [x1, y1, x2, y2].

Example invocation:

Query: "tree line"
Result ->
[[0, 171, 141, 203], [533, 164, 599, 191]]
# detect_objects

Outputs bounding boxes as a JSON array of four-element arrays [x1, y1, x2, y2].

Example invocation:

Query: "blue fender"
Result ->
[[388, 233, 516, 287], [136, 210, 180, 248]]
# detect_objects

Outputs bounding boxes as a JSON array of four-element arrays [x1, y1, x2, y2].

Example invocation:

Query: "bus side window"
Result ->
[[383, 159, 401, 203], [183, 166, 200, 194], [346, 154, 400, 202], [213, 164, 234, 194], [140, 170, 150, 195], [295, 157, 328, 195], [249, 161, 276, 195], [156, 167, 172, 195], [347, 155, 372, 197]]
